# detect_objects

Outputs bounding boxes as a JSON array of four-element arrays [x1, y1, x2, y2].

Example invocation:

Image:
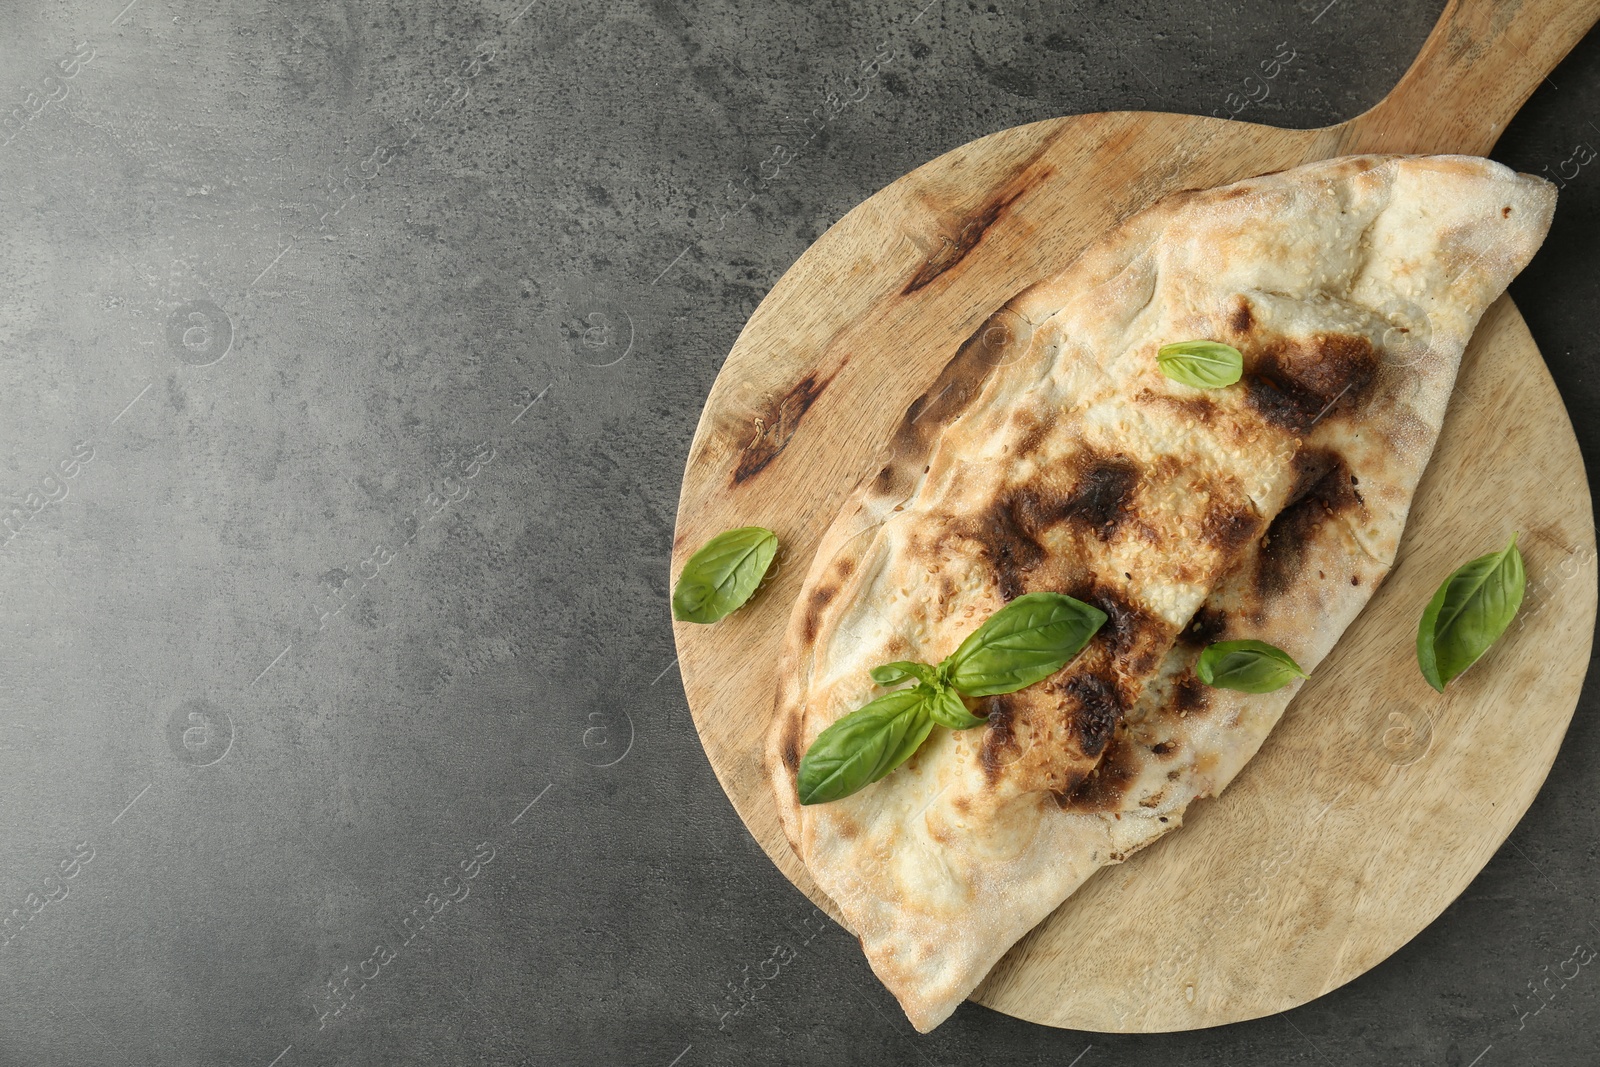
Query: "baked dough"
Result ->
[[765, 155, 1556, 1031]]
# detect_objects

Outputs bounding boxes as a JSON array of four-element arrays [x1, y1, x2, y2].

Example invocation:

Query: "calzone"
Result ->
[[765, 155, 1555, 1031]]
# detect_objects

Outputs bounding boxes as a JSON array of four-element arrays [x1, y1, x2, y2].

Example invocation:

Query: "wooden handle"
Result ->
[[1337, 0, 1600, 155]]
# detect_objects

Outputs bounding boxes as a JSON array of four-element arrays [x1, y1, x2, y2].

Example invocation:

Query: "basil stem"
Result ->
[[926, 683, 986, 730]]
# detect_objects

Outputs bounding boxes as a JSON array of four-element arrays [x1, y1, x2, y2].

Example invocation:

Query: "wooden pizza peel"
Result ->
[[672, 0, 1600, 1030]]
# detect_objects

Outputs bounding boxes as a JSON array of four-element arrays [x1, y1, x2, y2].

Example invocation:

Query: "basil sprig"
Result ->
[[671, 526, 779, 624], [1196, 639, 1307, 693], [797, 592, 1105, 805], [1156, 340, 1244, 389], [1416, 534, 1525, 692]]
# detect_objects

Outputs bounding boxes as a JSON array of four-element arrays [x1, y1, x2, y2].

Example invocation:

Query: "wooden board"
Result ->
[[672, 0, 1600, 1032]]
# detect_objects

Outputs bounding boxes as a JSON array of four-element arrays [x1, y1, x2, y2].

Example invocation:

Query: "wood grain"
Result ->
[[672, 0, 1600, 1031]]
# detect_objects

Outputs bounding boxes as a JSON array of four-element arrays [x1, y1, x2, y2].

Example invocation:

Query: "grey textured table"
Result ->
[[1, 1, 1597, 1064]]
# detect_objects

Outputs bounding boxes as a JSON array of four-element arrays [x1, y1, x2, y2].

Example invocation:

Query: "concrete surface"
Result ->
[[0, 0, 1597, 1064]]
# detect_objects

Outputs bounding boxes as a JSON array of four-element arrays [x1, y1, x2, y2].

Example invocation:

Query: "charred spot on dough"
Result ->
[[835, 557, 855, 578], [1201, 500, 1261, 554], [872, 463, 898, 497], [978, 693, 1021, 782], [1228, 295, 1255, 335], [1257, 449, 1364, 597], [1151, 740, 1176, 757], [779, 716, 802, 773], [887, 307, 1019, 465], [1015, 450, 1142, 540], [1137, 388, 1219, 426], [950, 450, 1143, 597], [1059, 454, 1141, 539], [1173, 674, 1209, 715], [1314, 451, 1362, 512], [901, 186, 1027, 295], [1130, 524, 1157, 549], [961, 493, 1048, 601], [1241, 366, 1312, 433], [1242, 333, 1378, 434], [732, 364, 843, 486], [1013, 414, 1051, 457], [1055, 732, 1139, 811], [1072, 580, 1160, 662], [1257, 505, 1318, 598], [1173, 395, 1219, 425], [801, 584, 837, 643], [1286, 447, 1330, 502], [880, 633, 914, 660], [1055, 766, 1091, 797], [1285, 446, 1361, 509], [1179, 606, 1227, 647], [1061, 672, 1124, 758]]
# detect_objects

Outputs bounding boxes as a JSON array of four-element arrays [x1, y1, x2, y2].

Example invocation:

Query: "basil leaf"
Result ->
[[942, 591, 1108, 697], [797, 688, 933, 806], [671, 526, 779, 624], [1196, 639, 1308, 693], [871, 661, 935, 686], [1156, 340, 1244, 389], [882, 697, 938, 772], [1416, 534, 1525, 692], [926, 683, 986, 730]]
